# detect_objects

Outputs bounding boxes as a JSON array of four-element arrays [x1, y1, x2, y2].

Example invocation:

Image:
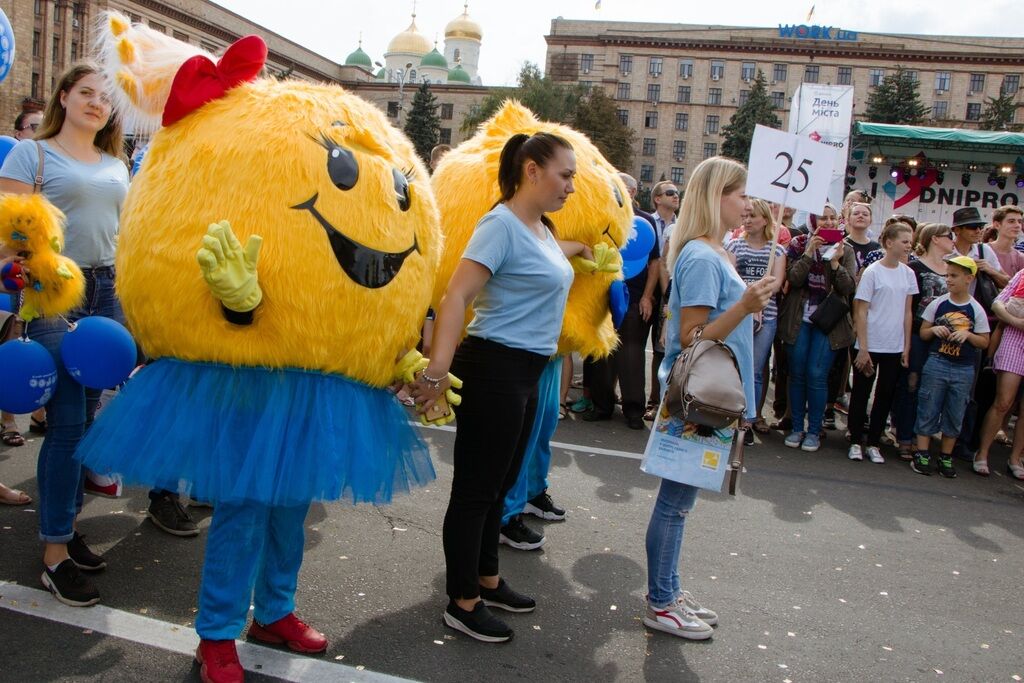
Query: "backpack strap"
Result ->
[[32, 140, 44, 193]]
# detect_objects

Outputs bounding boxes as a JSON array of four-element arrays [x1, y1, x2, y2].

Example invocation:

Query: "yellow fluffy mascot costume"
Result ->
[[74, 13, 442, 681]]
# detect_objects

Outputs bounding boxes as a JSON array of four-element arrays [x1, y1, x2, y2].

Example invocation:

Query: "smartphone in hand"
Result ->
[[424, 396, 451, 422]]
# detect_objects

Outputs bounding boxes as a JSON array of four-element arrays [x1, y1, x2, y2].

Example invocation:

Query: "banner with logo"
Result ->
[[787, 84, 855, 207]]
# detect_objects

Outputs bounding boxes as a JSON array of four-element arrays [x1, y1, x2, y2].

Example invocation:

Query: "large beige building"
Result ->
[[545, 19, 1024, 187], [0, 0, 488, 147]]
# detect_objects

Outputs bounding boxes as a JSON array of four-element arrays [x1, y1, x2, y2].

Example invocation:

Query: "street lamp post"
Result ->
[[396, 61, 414, 127]]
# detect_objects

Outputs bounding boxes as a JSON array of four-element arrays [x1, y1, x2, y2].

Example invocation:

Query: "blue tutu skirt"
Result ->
[[75, 359, 434, 506]]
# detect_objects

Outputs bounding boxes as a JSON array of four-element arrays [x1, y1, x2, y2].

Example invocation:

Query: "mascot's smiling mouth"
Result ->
[[292, 194, 419, 289]]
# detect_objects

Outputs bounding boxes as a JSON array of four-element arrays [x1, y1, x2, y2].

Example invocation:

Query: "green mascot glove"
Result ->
[[572, 242, 622, 274], [196, 220, 263, 312]]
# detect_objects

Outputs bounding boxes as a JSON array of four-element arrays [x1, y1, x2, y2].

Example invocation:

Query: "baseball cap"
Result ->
[[944, 254, 977, 275]]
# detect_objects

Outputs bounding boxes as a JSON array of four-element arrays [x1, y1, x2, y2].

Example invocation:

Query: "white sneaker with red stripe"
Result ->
[[643, 599, 713, 640]]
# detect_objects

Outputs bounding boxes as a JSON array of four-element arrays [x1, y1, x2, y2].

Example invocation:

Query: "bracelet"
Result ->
[[420, 371, 447, 390]]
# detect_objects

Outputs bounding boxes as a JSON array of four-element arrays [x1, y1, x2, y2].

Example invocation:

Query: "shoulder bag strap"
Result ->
[[32, 140, 44, 194]]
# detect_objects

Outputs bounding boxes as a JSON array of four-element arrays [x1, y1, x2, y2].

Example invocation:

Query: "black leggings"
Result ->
[[848, 351, 902, 446], [442, 336, 548, 600]]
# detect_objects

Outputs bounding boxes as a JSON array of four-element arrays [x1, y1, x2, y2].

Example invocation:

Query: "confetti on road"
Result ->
[[934, 669, 943, 675], [857, 544, 866, 549], [882, 647, 893, 652], [610, 605, 617, 611], [839, 599, 847, 603], [730, 552, 738, 556], [335, 655, 345, 660], [82, 629, 93, 635], [356, 666, 365, 671], [710, 576, 717, 580], [433, 640, 444, 645], [339, 556, 348, 560], [533, 625, 541, 630], [778, 664, 788, 669], [793, 606, 801, 610], [875, 563, 882, 568], [1010, 675, 1020, 681], [980, 644, 989, 649], [835, 567, 843, 571], [139, 608, 148, 614], [952, 571, 959, 575], [787, 632, 795, 637], [880, 592, 889, 596], [758, 644, 767, 650]]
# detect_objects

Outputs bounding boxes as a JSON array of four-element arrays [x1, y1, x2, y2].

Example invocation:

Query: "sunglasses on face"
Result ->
[[937, 232, 953, 239], [660, 189, 679, 197]]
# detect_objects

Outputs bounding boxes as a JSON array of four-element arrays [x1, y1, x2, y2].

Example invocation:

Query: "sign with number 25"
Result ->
[[745, 124, 840, 214]]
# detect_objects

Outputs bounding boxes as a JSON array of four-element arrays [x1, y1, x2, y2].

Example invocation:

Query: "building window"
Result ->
[[616, 109, 629, 126], [869, 69, 885, 87], [647, 83, 661, 102], [969, 73, 986, 93], [201, 42, 219, 54], [440, 103, 454, 120], [640, 164, 654, 183], [54, 7, 61, 23], [579, 81, 593, 91], [35, 0, 42, 15], [580, 53, 594, 73], [935, 71, 951, 92], [708, 88, 722, 105], [932, 101, 949, 119], [52, 37, 60, 62], [770, 91, 785, 109], [966, 103, 982, 121], [773, 64, 787, 82], [837, 66, 852, 85], [672, 140, 686, 159], [173, 31, 189, 43], [703, 143, 718, 159], [679, 59, 693, 79], [645, 111, 658, 128], [1002, 74, 1020, 95], [705, 115, 720, 134], [616, 82, 631, 100], [619, 54, 633, 74], [804, 65, 819, 83], [127, 12, 141, 23], [675, 113, 689, 131], [150, 21, 166, 33], [741, 62, 756, 81], [649, 57, 663, 76], [642, 138, 657, 156], [31, 72, 40, 99], [710, 60, 724, 80], [738, 90, 750, 106], [71, 41, 78, 60], [468, 104, 481, 117], [387, 101, 399, 118], [439, 128, 451, 145], [671, 167, 685, 184], [677, 86, 691, 104], [33, 31, 40, 57], [904, 70, 919, 83]]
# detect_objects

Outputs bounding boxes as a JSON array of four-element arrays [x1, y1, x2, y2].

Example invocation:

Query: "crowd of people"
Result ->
[[1, 57, 1023, 683]]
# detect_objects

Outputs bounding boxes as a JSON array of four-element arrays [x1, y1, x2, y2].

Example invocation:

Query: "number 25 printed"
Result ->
[[771, 152, 813, 193]]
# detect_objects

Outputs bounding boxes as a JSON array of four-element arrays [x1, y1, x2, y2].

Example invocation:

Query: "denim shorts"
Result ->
[[914, 355, 975, 438]]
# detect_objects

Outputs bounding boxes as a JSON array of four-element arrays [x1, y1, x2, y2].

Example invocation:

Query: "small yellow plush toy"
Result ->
[[0, 193, 84, 321], [431, 101, 632, 359]]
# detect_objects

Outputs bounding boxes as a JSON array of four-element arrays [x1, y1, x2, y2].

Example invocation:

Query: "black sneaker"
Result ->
[[743, 429, 755, 446], [580, 409, 612, 422], [148, 493, 200, 537], [480, 578, 536, 613], [524, 490, 566, 521], [823, 410, 837, 430], [41, 559, 100, 607], [67, 532, 107, 572], [910, 451, 932, 476], [443, 600, 513, 643], [499, 515, 545, 551], [937, 456, 957, 478]]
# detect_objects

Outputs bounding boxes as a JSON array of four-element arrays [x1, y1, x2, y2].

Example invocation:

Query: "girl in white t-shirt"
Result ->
[[847, 221, 918, 463]]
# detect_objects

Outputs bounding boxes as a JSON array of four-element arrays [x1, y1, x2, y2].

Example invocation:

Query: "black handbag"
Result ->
[[808, 268, 849, 333]]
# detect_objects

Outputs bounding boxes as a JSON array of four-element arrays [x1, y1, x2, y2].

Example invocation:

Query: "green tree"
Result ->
[[461, 62, 584, 132], [979, 91, 1022, 131], [403, 81, 441, 164], [721, 70, 781, 162], [864, 66, 929, 124], [571, 87, 635, 171]]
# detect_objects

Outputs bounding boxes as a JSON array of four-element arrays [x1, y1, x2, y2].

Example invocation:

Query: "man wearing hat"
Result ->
[[951, 207, 1009, 292]]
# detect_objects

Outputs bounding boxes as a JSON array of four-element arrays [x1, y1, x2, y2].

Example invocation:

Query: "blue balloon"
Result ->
[[60, 317, 138, 390], [0, 9, 14, 85], [0, 293, 13, 312], [131, 143, 148, 177], [622, 256, 648, 280], [0, 338, 57, 413], [0, 135, 16, 165], [608, 279, 629, 329], [621, 216, 656, 261]]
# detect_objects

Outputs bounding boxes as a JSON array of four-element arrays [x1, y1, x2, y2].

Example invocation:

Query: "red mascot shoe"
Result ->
[[247, 613, 328, 654], [195, 639, 244, 683]]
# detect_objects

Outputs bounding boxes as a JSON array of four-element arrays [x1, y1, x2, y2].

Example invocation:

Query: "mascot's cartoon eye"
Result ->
[[612, 184, 624, 208], [392, 167, 413, 212], [311, 131, 359, 190]]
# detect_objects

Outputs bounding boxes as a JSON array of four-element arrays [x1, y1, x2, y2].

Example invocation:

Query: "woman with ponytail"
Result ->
[[412, 132, 594, 643]]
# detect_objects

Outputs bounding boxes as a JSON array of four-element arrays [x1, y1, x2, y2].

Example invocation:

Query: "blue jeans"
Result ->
[[645, 478, 700, 607], [29, 267, 125, 542], [786, 322, 836, 436], [753, 317, 778, 411], [915, 356, 975, 438]]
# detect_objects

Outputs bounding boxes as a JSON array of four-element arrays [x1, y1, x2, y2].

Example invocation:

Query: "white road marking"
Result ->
[[416, 423, 644, 460], [0, 581, 415, 683]]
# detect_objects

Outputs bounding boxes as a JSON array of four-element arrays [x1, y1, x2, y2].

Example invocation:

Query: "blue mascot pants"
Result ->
[[501, 357, 561, 526], [195, 502, 310, 639]]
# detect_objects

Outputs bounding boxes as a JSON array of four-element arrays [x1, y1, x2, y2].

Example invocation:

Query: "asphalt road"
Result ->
[[1, 407, 1023, 683]]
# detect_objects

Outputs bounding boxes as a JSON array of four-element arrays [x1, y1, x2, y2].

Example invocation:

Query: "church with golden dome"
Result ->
[[344, 3, 483, 87]]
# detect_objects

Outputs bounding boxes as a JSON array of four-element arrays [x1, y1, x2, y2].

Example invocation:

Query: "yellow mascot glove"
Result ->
[[395, 349, 430, 384], [196, 220, 263, 312], [418, 371, 463, 427], [571, 242, 622, 274]]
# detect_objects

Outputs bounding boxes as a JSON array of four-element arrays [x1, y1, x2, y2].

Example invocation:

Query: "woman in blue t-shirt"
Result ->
[[411, 132, 596, 643], [645, 157, 775, 641], [0, 64, 129, 608]]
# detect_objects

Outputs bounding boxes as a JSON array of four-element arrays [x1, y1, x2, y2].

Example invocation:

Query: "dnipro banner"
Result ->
[[846, 157, 1022, 230], [787, 84, 855, 207]]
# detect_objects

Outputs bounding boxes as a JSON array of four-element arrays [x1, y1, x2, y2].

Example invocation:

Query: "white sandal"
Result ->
[[972, 459, 990, 476], [1007, 461, 1024, 480]]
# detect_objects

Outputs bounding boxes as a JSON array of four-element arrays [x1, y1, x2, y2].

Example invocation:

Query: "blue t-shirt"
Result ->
[[0, 139, 129, 267], [659, 239, 756, 420], [463, 204, 574, 356], [921, 293, 990, 366]]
